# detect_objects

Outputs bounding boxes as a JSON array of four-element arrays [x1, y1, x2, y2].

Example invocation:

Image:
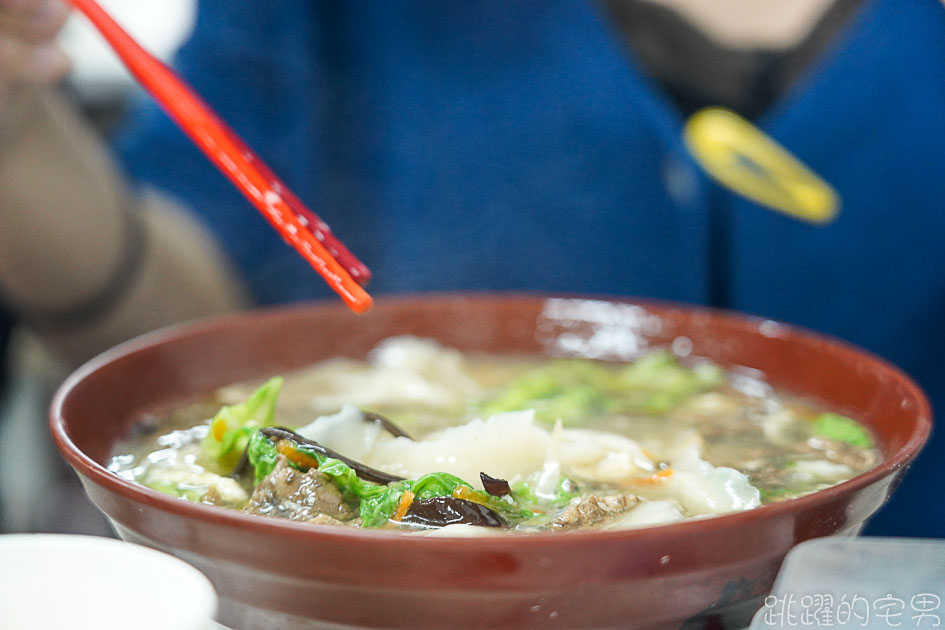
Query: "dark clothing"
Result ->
[[602, 0, 863, 119]]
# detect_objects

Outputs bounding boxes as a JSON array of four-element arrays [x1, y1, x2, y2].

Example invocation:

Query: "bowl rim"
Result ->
[[49, 292, 933, 551]]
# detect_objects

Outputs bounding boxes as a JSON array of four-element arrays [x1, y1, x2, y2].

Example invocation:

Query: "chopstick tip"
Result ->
[[350, 294, 374, 314]]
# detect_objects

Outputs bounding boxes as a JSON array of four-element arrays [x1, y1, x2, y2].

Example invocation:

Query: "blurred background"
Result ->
[[57, 0, 195, 129], [0, 0, 196, 535]]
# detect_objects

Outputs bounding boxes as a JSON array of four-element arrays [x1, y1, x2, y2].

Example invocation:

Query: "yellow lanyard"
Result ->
[[683, 108, 839, 224]]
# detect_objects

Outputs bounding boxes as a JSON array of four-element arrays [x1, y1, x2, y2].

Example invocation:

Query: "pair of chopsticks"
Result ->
[[66, 0, 373, 313]]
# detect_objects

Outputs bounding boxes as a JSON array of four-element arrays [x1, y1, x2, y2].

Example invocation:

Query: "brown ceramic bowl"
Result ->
[[50, 294, 931, 630]]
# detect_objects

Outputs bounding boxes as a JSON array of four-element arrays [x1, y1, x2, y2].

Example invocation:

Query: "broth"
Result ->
[[108, 337, 879, 533]]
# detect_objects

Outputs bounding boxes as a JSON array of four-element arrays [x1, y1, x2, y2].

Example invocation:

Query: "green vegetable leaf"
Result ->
[[358, 482, 409, 528], [551, 478, 580, 508], [758, 486, 794, 502], [479, 360, 611, 425], [321, 462, 531, 527], [409, 472, 468, 500], [143, 479, 207, 502], [246, 430, 533, 528], [510, 481, 537, 505], [246, 429, 280, 484], [812, 413, 874, 448], [616, 350, 724, 414], [480, 352, 726, 423], [351, 470, 531, 528], [511, 477, 579, 510], [202, 376, 283, 470], [241, 430, 402, 527]]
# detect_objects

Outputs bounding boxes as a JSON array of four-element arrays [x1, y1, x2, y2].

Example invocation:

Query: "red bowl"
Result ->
[[50, 294, 931, 630]]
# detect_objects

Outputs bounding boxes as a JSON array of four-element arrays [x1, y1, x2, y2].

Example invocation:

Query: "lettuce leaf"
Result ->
[[511, 477, 579, 510], [480, 352, 725, 422], [246, 429, 280, 484], [615, 350, 724, 413], [202, 376, 283, 471], [247, 429, 533, 528], [323, 465, 531, 528], [143, 479, 207, 502], [478, 360, 611, 425], [812, 413, 874, 448]]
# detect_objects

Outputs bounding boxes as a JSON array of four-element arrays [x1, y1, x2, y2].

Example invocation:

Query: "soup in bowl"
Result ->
[[50, 295, 931, 629]]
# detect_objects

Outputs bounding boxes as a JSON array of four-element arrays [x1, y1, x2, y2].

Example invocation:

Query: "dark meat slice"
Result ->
[[400, 497, 504, 528], [245, 457, 356, 523], [550, 493, 639, 530], [479, 472, 511, 497]]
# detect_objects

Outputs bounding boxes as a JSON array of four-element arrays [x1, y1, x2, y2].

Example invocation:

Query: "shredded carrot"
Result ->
[[452, 485, 475, 502], [629, 468, 674, 485], [211, 418, 227, 442], [276, 440, 321, 470], [391, 490, 415, 522], [451, 485, 491, 506]]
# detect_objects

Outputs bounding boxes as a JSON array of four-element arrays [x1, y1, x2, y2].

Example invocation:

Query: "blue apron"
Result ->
[[117, 0, 945, 537]]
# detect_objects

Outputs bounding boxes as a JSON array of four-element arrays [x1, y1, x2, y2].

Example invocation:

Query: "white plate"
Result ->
[[0, 534, 217, 630]]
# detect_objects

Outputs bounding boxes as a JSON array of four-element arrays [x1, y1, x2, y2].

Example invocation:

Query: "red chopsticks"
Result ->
[[67, 0, 373, 313]]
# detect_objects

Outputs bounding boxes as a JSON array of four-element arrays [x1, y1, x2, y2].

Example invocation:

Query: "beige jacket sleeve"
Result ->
[[0, 85, 249, 367]]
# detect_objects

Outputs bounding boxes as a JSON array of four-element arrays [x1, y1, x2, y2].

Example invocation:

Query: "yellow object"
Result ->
[[211, 417, 227, 441], [683, 108, 839, 224]]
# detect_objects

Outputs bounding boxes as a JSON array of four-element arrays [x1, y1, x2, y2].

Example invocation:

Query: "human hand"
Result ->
[[0, 0, 71, 99]]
